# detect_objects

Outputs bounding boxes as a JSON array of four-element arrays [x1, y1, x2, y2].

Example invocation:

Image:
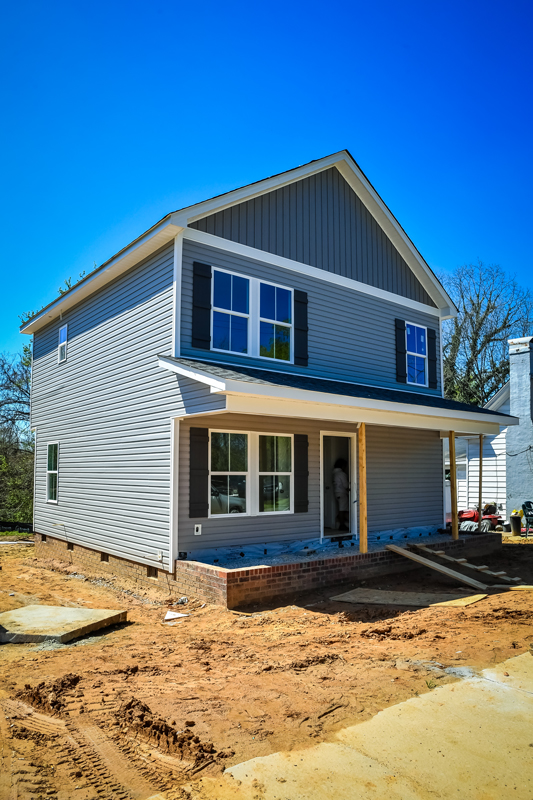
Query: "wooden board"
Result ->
[[431, 594, 487, 607], [330, 588, 487, 608], [413, 545, 516, 584], [385, 544, 488, 590]]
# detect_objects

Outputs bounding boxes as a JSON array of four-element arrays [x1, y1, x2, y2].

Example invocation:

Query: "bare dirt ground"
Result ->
[[1, 538, 532, 800]]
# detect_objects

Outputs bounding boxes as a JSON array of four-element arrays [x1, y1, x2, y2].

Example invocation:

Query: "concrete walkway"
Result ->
[[226, 653, 533, 799]]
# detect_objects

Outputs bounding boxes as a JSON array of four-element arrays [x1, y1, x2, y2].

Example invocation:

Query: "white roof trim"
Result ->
[[157, 356, 517, 430], [485, 382, 510, 411], [183, 227, 452, 319], [21, 219, 184, 334], [170, 150, 456, 314]]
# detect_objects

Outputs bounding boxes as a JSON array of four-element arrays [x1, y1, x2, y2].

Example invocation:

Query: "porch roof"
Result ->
[[158, 356, 517, 435]]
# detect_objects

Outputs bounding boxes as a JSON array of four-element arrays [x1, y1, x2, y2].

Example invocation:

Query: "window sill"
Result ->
[[209, 348, 294, 366], [208, 511, 294, 519], [46, 500, 58, 505]]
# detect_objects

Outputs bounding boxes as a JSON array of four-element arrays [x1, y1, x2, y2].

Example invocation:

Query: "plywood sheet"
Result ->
[[330, 588, 486, 608]]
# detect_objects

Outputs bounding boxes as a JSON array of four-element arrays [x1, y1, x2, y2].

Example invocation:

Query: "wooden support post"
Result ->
[[449, 431, 459, 540], [358, 422, 368, 554], [478, 434, 484, 534]]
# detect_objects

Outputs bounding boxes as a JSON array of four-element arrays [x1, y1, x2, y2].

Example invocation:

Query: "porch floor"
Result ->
[[185, 530, 474, 571]]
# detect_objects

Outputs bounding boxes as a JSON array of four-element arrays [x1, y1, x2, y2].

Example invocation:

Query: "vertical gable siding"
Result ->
[[31, 244, 223, 570], [190, 167, 436, 307]]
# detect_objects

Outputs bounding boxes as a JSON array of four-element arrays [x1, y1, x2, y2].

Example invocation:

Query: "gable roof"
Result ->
[[21, 150, 457, 335], [484, 382, 510, 412]]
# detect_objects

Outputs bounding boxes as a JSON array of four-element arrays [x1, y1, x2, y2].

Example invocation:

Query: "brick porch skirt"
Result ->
[[34, 533, 502, 609]]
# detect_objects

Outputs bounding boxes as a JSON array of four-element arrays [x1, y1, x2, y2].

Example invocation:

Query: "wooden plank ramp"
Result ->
[[412, 545, 523, 584], [385, 545, 488, 591]]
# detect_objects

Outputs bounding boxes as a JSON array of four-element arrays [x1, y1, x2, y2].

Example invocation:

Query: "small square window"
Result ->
[[147, 566, 158, 578]]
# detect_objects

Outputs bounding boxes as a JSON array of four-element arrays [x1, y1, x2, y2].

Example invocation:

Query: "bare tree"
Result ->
[[441, 262, 533, 406], [0, 343, 31, 431]]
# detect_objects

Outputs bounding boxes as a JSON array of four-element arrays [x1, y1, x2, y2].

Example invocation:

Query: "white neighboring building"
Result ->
[[445, 383, 509, 520]]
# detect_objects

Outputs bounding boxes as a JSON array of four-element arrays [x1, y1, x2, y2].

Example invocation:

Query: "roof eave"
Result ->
[[20, 216, 184, 335], [157, 356, 515, 432]]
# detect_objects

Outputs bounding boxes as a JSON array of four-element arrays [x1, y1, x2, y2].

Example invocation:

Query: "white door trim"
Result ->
[[320, 430, 359, 541]]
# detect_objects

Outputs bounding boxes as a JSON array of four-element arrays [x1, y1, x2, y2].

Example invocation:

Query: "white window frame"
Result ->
[[208, 430, 250, 518], [46, 442, 59, 504], [257, 431, 294, 515], [58, 324, 68, 364], [208, 430, 294, 518], [405, 321, 428, 388], [211, 269, 251, 357], [210, 268, 294, 364]]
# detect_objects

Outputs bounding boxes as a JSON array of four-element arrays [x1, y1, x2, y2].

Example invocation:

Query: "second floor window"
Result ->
[[212, 271, 249, 354], [406, 323, 427, 386], [260, 284, 292, 361], [58, 324, 68, 363], [211, 269, 293, 363]]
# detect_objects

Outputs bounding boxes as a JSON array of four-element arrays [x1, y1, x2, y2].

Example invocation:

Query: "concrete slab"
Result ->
[[0, 605, 127, 643], [226, 652, 533, 799]]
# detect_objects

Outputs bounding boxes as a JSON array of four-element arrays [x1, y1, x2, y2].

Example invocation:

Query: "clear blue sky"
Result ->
[[1, 0, 532, 354]]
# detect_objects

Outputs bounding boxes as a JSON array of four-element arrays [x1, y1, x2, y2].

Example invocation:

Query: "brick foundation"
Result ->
[[34, 532, 502, 608]]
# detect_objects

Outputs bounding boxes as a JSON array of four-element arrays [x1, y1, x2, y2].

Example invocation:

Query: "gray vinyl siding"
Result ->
[[181, 239, 442, 394], [32, 243, 185, 570], [178, 415, 443, 550], [189, 167, 436, 307], [366, 426, 443, 532]]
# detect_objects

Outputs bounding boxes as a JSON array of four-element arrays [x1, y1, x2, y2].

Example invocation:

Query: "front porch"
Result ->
[[173, 532, 503, 608]]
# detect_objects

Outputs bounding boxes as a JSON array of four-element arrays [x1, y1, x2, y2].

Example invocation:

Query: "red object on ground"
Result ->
[[459, 510, 479, 522]]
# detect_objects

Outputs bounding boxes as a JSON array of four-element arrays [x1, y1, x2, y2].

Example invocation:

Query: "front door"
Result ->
[[322, 435, 354, 537]]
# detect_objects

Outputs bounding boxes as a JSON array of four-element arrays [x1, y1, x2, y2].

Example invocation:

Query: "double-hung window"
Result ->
[[210, 432, 248, 515], [406, 323, 427, 386], [208, 431, 293, 517], [259, 283, 292, 362], [212, 270, 249, 354], [211, 269, 293, 363], [258, 435, 292, 513], [58, 324, 68, 363], [47, 443, 59, 502]]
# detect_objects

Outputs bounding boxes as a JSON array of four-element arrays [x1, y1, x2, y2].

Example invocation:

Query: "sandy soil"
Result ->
[[1, 538, 532, 799]]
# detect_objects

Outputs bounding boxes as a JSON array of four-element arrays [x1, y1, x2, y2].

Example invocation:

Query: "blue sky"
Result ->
[[1, 0, 532, 353]]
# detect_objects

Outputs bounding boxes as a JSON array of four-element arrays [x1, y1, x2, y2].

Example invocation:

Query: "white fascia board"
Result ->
[[170, 153, 346, 226], [157, 355, 227, 391], [485, 382, 510, 411], [182, 227, 447, 319], [225, 394, 503, 436], [21, 219, 184, 335], [171, 151, 456, 316], [219, 378, 518, 429], [334, 156, 456, 313]]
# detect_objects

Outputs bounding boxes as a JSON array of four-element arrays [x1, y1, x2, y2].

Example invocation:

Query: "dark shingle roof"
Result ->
[[166, 357, 511, 419]]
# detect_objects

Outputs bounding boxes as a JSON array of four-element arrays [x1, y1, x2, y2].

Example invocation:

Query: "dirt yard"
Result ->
[[1, 538, 532, 800]]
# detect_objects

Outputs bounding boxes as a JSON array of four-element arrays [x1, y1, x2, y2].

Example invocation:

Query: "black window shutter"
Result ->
[[192, 262, 212, 350], [294, 290, 308, 367], [293, 433, 309, 513], [189, 427, 209, 518], [427, 328, 438, 389], [395, 318, 407, 383]]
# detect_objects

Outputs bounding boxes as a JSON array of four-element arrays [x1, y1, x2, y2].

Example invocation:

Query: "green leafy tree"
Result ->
[[440, 262, 533, 406]]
